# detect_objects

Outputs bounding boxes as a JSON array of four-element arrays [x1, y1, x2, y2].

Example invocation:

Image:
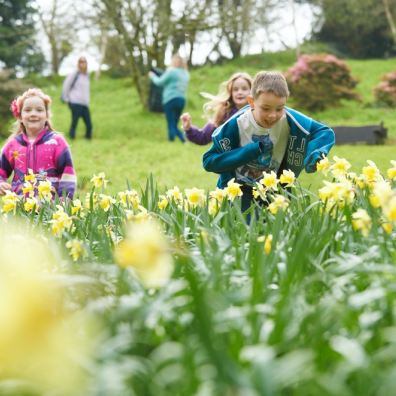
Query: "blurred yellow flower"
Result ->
[[383, 196, 396, 223], [24, 196, 38, 213], [382, 222, 393, 234], [268, 194, 289, 215], [50, 206, 72, 236], [38, 180, 53, 201], [330, 156, 351, 179], [90, 172, 108, 189], [99, 194, 116, 212], [316, 156, 330, 174], [260, 171, 278, 191], [166, 186, 184, 204], [118, 189, 140, 209], [24, 168, 36, 184], [225, 178, 243, 201], [258, 234, 273, 255], [71, 199, 83, 215], [1, 191, 19, 214], [209, 187, 226, 203], [114, 219, 174, 288], [351, 208, 372, 237], [22, 181, 35, 197], [387, 160, 396, 181], [208, 198, 220, 216], [279, 169, 295, 187], [185, 187, 206, 208], [362, 160, 381, 184], [66, 239, 85, 261], [157, 195, 169, 210]]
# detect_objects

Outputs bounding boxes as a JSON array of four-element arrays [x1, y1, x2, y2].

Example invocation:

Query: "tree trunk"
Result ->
[[383, 0, 396, 46]]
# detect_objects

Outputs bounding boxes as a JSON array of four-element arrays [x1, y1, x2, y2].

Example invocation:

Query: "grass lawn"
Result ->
[[5, 51, 396, 195]]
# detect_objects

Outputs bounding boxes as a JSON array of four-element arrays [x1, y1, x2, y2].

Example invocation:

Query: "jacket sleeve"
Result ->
[[55, 139, 77, 198], [202, 118, 263, 174], [304, 119, 335, 173], [150, 69, 172, 87], [185, 122, 216, 145], [0, 142, 14, 181]]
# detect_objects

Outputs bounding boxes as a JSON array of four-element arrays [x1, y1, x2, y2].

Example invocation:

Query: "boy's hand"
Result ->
[[0, 182, 11, 195], [180, 113, 192, 131]]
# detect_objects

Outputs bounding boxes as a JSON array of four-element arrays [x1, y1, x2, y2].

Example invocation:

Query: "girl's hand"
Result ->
[[0, 182, 11, 195], [148, 71, 155, 79], [180, 113, 192, 131]]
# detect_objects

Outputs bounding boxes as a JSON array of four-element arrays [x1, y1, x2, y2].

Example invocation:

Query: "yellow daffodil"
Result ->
[[90, 172, 108, 189], [118, 190, 140, 209], [209, 188, 226, 203], [66, 239, 85, 261], [382, 222, 393, 235], [22, 181, 35, 197], [268, 194, 289, 215], [24, 168, 36, 184], [166, 186, 184, 204], [351, 208, 372, 237], [50, 206, 72, 236], [185, 187, 206, 208], [99, 194, 116, 212], [362, 160, 381, 184], [225, 178, 243, 201], [114, 219, 174, 288], [383, 196, 396, 223], [208, 198, 220, 216], [316, 156, 330, 174], [387, 160, 396, 181], [1, 190, 19, 214], [260, 171, 278, 191], [23, 197, 38, 213], [71, 199, 82, 215], [330, 156, 351, 179], [157, 195, 169, 210], [279, 169, 296, 187], [258, 234, 273, 255], [37, 180, 53, 201]]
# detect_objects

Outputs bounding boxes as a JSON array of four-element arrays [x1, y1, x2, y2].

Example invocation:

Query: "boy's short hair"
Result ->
[[252, 71, 290, 99]]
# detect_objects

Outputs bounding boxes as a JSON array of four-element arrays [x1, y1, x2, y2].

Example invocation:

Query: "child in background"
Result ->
[[0, 88, 77, 198], [180, 72, 252, 145], [203, 71, 335, 211]]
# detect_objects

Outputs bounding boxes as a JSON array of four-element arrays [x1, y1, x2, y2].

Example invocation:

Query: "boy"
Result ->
[[202, 71, 335, 211]]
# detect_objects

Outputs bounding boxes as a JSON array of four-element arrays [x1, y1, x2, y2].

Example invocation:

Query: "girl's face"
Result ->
[[21, 96, 48, 137], [231, 77, 251, 109]]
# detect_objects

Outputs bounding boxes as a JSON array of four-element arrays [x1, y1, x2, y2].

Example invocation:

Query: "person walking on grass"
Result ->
[[62, 56, 93, 140], [0, 88, 77, 198], [181, 72, 252, 145], [203, 71, 335, 212], [149, 54, 189, 143]]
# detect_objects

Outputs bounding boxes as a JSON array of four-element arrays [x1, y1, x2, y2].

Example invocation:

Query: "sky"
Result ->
[[35, 0, 316, 75]]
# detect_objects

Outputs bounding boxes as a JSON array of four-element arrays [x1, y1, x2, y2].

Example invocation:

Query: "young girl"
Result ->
[[180, 72, 252, 145], [0, 88, 77, 198]]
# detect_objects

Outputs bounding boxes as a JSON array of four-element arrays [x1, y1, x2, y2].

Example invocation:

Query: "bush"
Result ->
[[374, 70, 396, 107], [285, 53, 360, 111]]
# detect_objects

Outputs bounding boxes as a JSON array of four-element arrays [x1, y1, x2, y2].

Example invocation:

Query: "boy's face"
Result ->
[[248, 92, 287, 128]]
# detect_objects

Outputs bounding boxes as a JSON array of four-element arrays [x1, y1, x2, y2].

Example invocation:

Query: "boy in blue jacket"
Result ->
[[203, 71, 335, 211]]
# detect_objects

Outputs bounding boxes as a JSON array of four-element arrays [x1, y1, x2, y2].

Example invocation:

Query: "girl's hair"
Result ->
[[251, 71, 290, 99], [203, 72, 252, 127], [170, 54, 188, 69], [10, 88, 53, 137]]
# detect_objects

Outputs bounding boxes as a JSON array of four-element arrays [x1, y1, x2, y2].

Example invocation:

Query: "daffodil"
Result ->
[[1, 191, 19, 214], [24, 168, 36, 184], [22, 181, 35, 197], [316, 156, 330, 174], [71, 199, 83, 215], [66, 239, 85, 261], [387, 160, 396, 181], [90, 172, 108, 189], [260, 171, 278, 191], [279, 169, 296, 187], [362, 160, 381, 184], [383, 196, 396, 223], [268, 194, 289, 215], [50, 206, 73, 236], [37, 180, 53, 201], [351, 208, 372, 237], [114, 219, 174, 288], [225, 178, 243, 201], [209, 188, 226, 203], [99, 194, 116, 212], [118, 189, 140, 209], [157, 195, 169, 210], [330, 156, 351, 179], [24, 197, 38, 213], [185, 187, 206, 208], [258, 234, 273, 255], [166, 186, 184, 204]]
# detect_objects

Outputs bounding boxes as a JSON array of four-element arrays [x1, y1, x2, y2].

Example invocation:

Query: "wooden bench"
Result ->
[[332, 123, 388, 145]]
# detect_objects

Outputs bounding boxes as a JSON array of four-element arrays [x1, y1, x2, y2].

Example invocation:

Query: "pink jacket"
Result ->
[[0, 128, 77, 197]]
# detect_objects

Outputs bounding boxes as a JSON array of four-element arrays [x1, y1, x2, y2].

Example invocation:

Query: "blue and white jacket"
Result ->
[[203, 105, 335, 188]]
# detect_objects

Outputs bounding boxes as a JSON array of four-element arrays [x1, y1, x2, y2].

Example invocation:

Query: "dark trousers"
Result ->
[[69, 103, 92, 139], [163, 97, 186, 142]]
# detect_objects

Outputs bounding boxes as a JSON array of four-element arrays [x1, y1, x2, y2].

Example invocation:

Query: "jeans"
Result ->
[[68, 103, 92, 139], [163, 97, 186, 142]]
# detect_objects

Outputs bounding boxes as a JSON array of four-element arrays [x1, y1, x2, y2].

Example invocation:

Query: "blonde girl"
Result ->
[[0, 88, 77, 197], [181, 72, 252, 145]]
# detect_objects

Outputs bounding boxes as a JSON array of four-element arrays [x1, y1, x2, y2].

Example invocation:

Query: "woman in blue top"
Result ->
[[149, 54, 190, 143]]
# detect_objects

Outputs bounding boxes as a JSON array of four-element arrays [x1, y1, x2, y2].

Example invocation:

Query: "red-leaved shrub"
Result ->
[[285, 53, 360, 111], [374, 70, 396, 107]]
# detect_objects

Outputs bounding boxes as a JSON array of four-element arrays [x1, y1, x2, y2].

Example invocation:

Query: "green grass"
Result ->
[[7, 51, 396, 195]]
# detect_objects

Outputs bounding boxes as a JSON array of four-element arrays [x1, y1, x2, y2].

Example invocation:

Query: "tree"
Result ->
[[305, 0, 396, 58], [0, 0, 45, 73], [37, 0, 77, 75]]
